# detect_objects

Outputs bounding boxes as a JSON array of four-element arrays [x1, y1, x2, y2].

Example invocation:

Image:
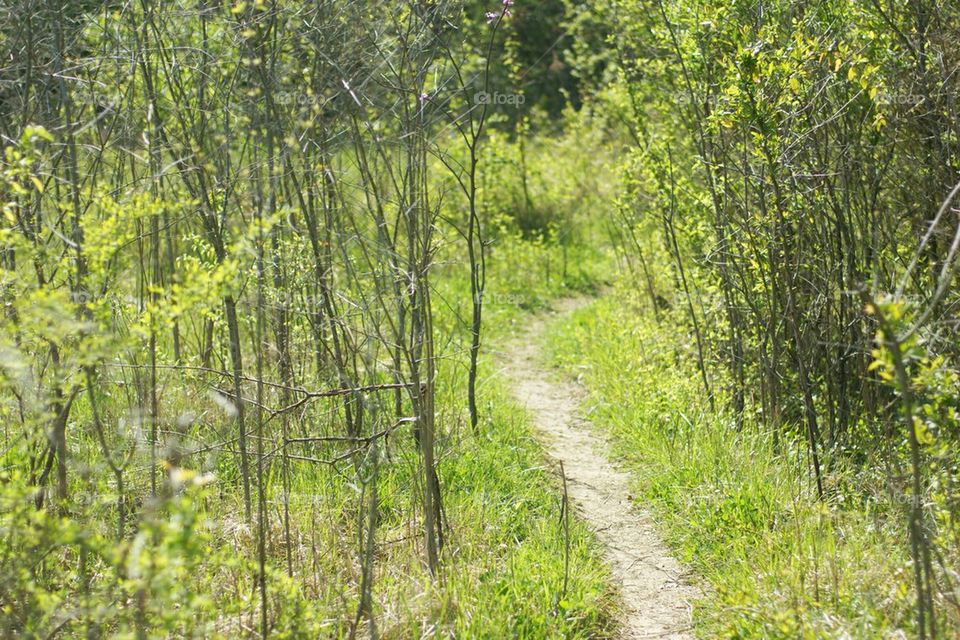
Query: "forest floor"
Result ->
[[499, 296, 699, 639]]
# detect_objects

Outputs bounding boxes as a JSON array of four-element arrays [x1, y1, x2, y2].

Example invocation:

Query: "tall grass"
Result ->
[[548, 283, 923, 638]]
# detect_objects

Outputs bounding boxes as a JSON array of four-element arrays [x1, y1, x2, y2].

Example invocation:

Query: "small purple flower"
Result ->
[[419, 92, 430, 104], [486, 0, 513, 24]]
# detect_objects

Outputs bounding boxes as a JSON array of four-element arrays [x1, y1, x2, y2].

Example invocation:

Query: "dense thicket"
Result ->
[[0, 0, 614, 635], [581, 1, 960, 635]]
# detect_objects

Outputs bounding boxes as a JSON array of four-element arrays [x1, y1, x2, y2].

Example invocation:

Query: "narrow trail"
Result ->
[[500, 297, 697, 640]]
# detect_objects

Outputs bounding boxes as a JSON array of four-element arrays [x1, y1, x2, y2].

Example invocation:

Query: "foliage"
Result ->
[[569, 0, 960, 635], [0, 0, 616, 637], [549, 286, 929, 637]]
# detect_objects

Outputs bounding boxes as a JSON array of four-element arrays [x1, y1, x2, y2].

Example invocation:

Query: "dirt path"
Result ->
[[500, 297, 697, 639]]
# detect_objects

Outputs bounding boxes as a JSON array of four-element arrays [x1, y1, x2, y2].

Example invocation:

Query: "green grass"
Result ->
[[250, 231, 619, 637], [546, 281, 922, 638], [260, 371, 619, 638]]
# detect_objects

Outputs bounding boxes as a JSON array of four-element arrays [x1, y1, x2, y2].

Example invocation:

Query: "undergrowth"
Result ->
[[547, 282, 923, 639], [0, 233, 617, 638]]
